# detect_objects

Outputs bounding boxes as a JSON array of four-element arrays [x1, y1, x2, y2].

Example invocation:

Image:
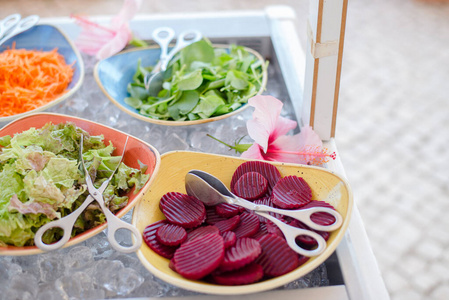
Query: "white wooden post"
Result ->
[[303, 0, 348, 140]]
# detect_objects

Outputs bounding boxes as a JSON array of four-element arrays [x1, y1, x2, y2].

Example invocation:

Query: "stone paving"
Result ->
[[336, 1, 449, 299], [3, 0, 449, 299]]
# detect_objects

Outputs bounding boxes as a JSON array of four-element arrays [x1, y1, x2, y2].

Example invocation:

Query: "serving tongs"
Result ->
[[34, 135, 142, 253], [144, 27, 202, 96], [185, 170, 343, 257], [0, 14, 39, 46]]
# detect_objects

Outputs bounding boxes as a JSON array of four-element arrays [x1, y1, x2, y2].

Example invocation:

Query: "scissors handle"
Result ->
[[34, 195, 95, 251], [163, 30, 202, 70], [151, 27, 176, 73], [103, 208, 143, 253], [256, 211, 327, 257], [0, 14, 21, 37], [231, 197, 342, 232], [89, 191, 142, 253], [0, 15, 39, 46]]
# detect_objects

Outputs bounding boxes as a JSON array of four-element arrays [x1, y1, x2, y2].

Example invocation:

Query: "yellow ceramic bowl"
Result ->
[[94, 44, 267, 126], [133, 151, 353, 295], [0, 113, 161, 256]]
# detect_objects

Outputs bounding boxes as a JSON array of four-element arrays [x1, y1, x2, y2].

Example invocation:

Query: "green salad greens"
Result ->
[[125, 39, 267, 121], [0, 122, 149, 247]]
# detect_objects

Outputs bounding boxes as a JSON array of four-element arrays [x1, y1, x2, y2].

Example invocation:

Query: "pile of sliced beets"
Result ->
[[143, 160, 337, 285]]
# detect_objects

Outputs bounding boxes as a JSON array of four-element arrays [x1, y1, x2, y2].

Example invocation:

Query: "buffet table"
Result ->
[[0, 6, 389, 300]]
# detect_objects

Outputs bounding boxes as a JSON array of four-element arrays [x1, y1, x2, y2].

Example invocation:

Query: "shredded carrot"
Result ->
[[0, 45, 74, 117]]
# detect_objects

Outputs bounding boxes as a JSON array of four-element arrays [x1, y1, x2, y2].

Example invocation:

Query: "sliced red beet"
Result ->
[[219, 237, 262, 272], [215, 203, 240, 218], [143, 220, 178, 258], [212, 263, 264, 285], [272, 176, 312, 209], [185, 225, 220, 242], [205, 206, 228, 225], [230, 160, 281, 194], [174, 233, 225, 280], [169, 257, 177, 272], [288, 219, 330, 247], [300, 200, 336, 226], [156, 223, 187, 246], [256, 234, 299, 277], [214, 215, 240, 234], [298, 255, 310, 267], [233, 212, 260, 238], [160, 192, 206, 228], [252, 222, 268, 240], [233, 171, 268, 201], [222, 231, 237, 248], [266, 220, 284, 238]]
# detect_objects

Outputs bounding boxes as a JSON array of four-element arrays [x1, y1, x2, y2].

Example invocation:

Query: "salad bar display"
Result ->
[[0, 12, 349, 298], [0, 6, 389, 300]]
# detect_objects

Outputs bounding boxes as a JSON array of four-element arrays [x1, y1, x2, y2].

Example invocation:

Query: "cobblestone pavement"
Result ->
[[3, 1, 449, 299]]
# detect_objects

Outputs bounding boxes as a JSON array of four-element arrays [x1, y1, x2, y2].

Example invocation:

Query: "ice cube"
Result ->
[[91, 260, 143, 296], [55, 271, 104, 300], [189, 130, 218, 153], [83, 232, 113, 259], [5, 273, 38, 300], [38, 252, 66, 282], [0, 260, 22, 281], [64, 245, 94, 274], [108, 252, 140, 269], [66, 97, 89, 113], [129, 279, 169, 298], [159, 132, 189, 153], [11, 255, 40, 279], [36, 283, 64, 300]]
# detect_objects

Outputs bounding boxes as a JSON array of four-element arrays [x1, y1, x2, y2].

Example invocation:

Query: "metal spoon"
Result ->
[[144, 27, 202, 96], [185, 170, 343, 257]]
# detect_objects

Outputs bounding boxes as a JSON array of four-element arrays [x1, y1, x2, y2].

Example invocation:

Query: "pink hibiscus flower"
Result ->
[[240, 95, 335, 165], [72, 0, 142, 60]]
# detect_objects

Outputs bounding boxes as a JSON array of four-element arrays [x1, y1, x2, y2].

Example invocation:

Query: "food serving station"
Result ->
[[0, 3, 390, 300]]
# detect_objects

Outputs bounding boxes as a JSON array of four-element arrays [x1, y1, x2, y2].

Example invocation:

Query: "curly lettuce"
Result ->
[[0, 122, 149, 247]]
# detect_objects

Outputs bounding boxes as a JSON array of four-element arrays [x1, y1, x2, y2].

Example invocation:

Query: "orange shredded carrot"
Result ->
[[0, 45, 74, 117]]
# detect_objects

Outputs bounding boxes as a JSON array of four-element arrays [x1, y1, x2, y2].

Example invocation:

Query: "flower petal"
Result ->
[[96, 25, 132, 60], [72, 15, 115, 55], [297, 125, 322, 148], [271, 115, 297, 144], [240, 144, 265, 160], [246, 95, 296, 153], [267, 135, 309, 164], [72, 0, 141, 58]]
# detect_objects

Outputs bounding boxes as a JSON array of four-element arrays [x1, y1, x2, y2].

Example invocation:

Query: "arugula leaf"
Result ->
[[177, 69, 203, 91], [180, 39, 215, 68], [225, 70, 248, 90], [171, 90, 199, 115]]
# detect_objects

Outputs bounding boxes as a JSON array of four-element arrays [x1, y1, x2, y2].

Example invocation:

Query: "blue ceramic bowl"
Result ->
[[0, 24, 84, 122], [94, 45, 266, 126]]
